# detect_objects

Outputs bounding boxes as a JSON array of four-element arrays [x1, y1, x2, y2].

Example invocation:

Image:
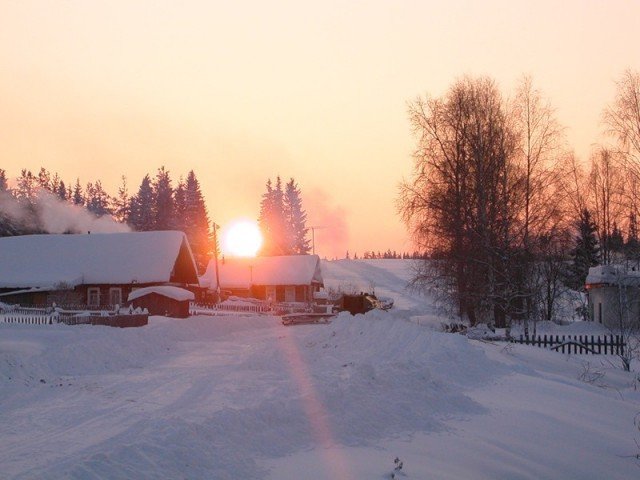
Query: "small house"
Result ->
[[200, 254, 324, 303], [128, 285, 194, 318], [585, 265, 640, 329], [0, 231, 200, 307]]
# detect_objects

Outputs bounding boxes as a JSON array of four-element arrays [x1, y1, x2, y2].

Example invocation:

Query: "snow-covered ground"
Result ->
[[1, 259, 640, 479]]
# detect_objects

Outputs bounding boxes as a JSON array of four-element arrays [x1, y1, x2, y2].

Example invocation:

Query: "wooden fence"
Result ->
[[510, 334, 625, 355], [0, 315, 54, 325], [189, 301, 272, 315], [60, 314, 148, 328]]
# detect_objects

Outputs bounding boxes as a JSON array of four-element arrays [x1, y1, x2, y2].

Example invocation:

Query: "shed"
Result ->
[[585, 265, 640, 329], [128, 286, 194, 318]]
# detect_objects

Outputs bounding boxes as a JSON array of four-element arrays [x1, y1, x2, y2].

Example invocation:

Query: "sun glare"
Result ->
[[222, 219, 263, 257]]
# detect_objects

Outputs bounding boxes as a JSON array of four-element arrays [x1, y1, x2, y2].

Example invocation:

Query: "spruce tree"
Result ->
[[153, 166, 174, 230], [85, 180, 113, 217], [258, 177, 288, 255], [568, 208, 600, 291], [129, 175, 155, 231], [626, 210, 640, 262], [113, 176, 130, 224], [0, 169, 7, 192], [57, 180, 68, 201], [184, 170, 210, 271], [15, 169, 37, 202], [284, 178, 310, 255], [172, 177, 187, 232], [72, 179, 84, 206], [609, 222, 624, 256], [37, 167, 51, 191]]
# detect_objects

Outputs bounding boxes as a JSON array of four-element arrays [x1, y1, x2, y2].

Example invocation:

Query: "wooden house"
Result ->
[[0, 231, 199, 307], [200, 254, 324, 303]]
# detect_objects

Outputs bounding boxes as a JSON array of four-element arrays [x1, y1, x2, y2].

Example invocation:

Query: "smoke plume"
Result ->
[[0, 190, 129, 234], [305, 188, 349, 259]]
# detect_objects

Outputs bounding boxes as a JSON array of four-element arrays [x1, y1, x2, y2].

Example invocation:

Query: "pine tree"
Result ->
[[172, 177, 187, 232], [609, 222, 624, 256], [567, 208, 600, 291], [85, 180, 113, 217], [0, 169, 7, 192], [72, 179, 84, 206], [258, 179, 275, 254], [258, 177, 289, 256], [0, 169, 17, 237], [129, 175, 155, 231], [37, 167, 51, 191], [184, 170, 210, 271], [113, 176, 130, 224], [284, 178, 310, 255], [15, 169, 37, 202], [56, 180, 68, 201], [153, 166, 174, 230]]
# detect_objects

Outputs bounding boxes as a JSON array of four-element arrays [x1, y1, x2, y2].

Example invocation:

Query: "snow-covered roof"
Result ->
[[127, 286, 195, 302], [0, 231, 199, 289], [200, 254, 323, 290], [585, 265, 640, 287]]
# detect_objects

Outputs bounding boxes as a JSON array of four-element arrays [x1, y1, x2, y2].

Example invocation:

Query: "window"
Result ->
[[87, 288, 100, 307], [109, 288, 122, 306], [285, 286, 296, 303], [265, 286, 276, 303]]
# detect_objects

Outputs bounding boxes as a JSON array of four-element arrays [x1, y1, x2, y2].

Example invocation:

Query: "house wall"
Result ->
[[76, 285, 135, 307], [588, 285, 640, 329], [0, 290, 49, 306], [249, 285, 312, 303]]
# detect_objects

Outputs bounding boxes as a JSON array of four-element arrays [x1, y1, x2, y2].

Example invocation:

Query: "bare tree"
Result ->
[[400, 76, 521, 327], [604, 69, 640, 168], [589, 148, 626, 265]]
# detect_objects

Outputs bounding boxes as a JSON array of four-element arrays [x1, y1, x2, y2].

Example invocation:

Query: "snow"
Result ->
[[1, 259, 640, 479], [127, 286, 195, 302], [201, 254, 322, 289], [0, 231, 196, 289], [586, 264, 640, 286]]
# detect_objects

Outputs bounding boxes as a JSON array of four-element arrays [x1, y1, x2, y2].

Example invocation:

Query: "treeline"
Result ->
[[346, 250, 427, 260], [399, 70, 640, 327], [0, 167, 212, 271]]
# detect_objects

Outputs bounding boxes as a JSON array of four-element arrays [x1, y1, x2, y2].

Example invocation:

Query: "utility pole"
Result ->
[[212, 222, 221, 301], [309, 225, 327, 256]]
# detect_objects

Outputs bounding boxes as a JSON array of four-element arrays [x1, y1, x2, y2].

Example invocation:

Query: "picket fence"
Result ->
[[189, 301, 272, 315], [0, 315, 54, 325], [510, 334, 625, 355]]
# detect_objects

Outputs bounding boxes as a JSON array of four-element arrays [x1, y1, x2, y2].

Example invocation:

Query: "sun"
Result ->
[[222, 219, 263, 257]]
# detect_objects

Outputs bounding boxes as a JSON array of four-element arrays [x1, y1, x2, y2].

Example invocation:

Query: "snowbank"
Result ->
[[1, 259, 639, 479]]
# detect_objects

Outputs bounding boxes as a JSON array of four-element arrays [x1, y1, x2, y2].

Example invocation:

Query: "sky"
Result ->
[[1, 0, 639, 259]]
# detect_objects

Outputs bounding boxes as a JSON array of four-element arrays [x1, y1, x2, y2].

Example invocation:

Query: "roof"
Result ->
[[0, 231, 199, 289], [128, 286, 195, 302], [200, 254, 323, 290], [586, 265, 640, 287]]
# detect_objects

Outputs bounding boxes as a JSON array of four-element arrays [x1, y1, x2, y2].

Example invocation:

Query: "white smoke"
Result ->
[[305, 188, 349, 259], [0, 189, 130, 234]]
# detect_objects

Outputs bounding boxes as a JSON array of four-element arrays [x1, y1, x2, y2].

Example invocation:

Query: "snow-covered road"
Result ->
[[2, 260, 639, 479]]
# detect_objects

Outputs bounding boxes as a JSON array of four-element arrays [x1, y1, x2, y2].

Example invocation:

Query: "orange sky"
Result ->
[[1, 1, 639, 258]]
